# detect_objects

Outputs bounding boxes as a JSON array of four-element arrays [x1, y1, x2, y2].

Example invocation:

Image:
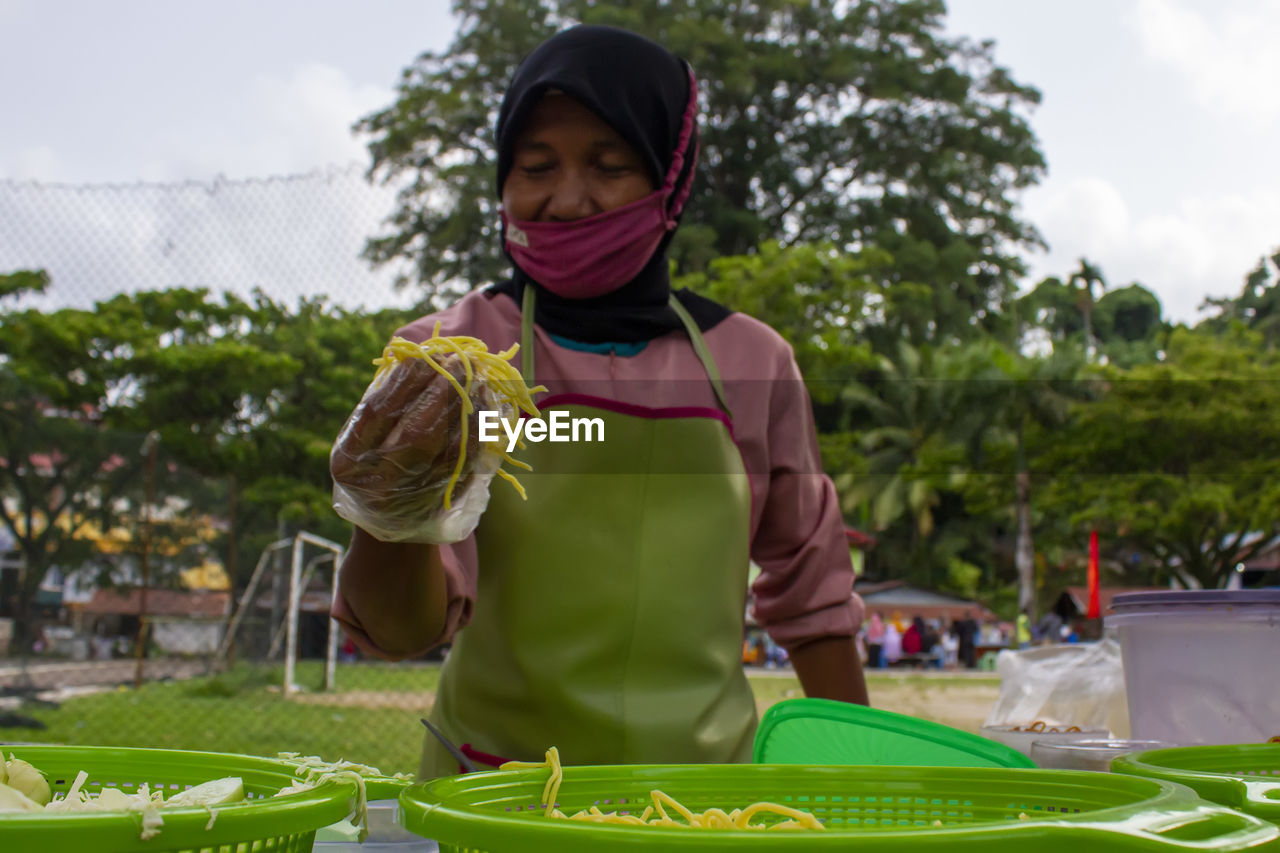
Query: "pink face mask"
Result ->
[[501, 69, 700, 300]]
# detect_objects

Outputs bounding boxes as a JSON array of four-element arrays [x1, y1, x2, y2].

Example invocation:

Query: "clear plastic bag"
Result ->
[[982, 638, 1130, 738], [330, 354, 514, 544]]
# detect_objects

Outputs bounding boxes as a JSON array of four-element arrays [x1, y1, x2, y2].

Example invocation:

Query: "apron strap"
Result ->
[[521, 284, 536, 384], [519, 286, 733, 419], [668, 295, 733, 419]]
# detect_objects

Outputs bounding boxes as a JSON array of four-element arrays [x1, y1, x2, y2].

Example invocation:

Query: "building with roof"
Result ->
[[1052, 585, 1167, 621], [854, 580, 995, 624], [70, 587, 230, 655]]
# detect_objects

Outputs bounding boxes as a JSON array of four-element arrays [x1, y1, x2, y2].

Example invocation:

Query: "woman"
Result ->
[[864, 612, 886, 669], [881, 620, 902, 668], [331, 24, 868, 779], [901, 616, 923, 656]]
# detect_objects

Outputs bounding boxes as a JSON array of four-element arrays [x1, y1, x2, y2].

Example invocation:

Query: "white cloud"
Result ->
[[1129, 0, 1280, 122], [250, 63, 392, 166], [1023, 177, 1280, 323], [146, 63, 393, 181]]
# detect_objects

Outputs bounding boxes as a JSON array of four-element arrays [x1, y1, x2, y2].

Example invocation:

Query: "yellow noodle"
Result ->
[[494, 468, 528, 500], [371, 324, 545, 505], [500, 748, 825, 832]]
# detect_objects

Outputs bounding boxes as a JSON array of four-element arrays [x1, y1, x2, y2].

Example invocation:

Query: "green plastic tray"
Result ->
[[754, 698, 1035, 768], [1113, 744, 1280, 825], [0, 745, 358, 853], [399, 763, 1280, 851]]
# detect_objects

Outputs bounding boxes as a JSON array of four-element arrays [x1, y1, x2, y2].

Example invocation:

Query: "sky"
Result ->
[[1, 0, 1277, 322]]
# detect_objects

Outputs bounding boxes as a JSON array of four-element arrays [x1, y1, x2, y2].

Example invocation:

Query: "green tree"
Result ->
[[1036, 327, 1280, 589], [1018, 266, 1165, 367], [1092, 283, 1167, 367], [1016, 274, 1083, 344], [679, 242, 1015, 594], [1094, 283, 1162, 344], [358, 0, 1046, 325], [0, 276, 413, 646], [1201, 246, 1280, 347], [675, 242, 883, 407], [0, 272, 146, 648]]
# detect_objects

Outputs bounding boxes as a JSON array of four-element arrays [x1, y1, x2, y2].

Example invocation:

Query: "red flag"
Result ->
[[1087, 529, 1101, 619]]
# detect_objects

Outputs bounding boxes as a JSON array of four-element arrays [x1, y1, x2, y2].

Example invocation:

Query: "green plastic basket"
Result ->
[[1113, 744, 1280, 825], [360, 776, 414, 803], [399, 763, 1280, 851], [0, 745, 359, 853], [754, 698, 1035, 768]]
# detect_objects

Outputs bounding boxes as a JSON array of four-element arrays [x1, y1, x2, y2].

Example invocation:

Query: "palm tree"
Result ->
[[1069, 258, 1107, 360], [834, 341, 1000, 579], [989, 346, 1088, 620]]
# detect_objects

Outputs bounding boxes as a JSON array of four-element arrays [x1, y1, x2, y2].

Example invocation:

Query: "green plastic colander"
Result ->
[[1113, 744, 1280, 825], [1, 745, 358, 853], [398, 763, 1280, 851], [754, 697, 1035, 768]]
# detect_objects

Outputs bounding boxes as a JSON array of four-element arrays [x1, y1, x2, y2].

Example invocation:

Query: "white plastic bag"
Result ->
[[982, 639, 1130, 737], [330, 355, 513, 544]]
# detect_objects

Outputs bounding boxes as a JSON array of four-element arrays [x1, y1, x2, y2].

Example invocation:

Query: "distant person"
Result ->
[[91, 635, 113, 661], [954, 611, 978, 669], [940, 622, 960, 669], [1016, 612, 1032, 650], [1036, 610, 1063, 645], [864, 612, 886, 669], [923, 618, 944, 668], [882, 620, 902, 667], [902, 616, 924, 655], [890, 610, 907, 634]]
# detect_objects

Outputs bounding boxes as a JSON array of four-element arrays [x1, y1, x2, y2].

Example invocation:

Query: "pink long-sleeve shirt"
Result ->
[[332, 288, 864, 654]]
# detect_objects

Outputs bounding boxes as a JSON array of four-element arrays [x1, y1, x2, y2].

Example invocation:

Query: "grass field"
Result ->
[[0, 662, 1000, 776]]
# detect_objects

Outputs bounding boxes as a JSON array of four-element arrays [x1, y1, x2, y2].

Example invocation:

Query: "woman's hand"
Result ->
[[330, 354, 482, 527]]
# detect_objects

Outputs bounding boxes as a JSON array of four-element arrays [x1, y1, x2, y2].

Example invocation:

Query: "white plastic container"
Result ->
[[979, 723, 1108, 758], [313, 798, 438, 852], [1030, 738, 1172, 771], [1109, 590, 1280, 746]]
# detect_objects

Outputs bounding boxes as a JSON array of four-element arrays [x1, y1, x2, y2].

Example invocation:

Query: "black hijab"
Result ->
[[487, 25, 730, 344]]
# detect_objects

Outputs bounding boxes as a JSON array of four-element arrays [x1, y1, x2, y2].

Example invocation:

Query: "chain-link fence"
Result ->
[[0, 166, 416, 311], [0, 168, 447, 775]]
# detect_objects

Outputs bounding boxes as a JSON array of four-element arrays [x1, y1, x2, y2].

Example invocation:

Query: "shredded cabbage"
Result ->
[[4, 755, 51, 806], [42, 770, 168, 840], [274, 752, 412, 843]]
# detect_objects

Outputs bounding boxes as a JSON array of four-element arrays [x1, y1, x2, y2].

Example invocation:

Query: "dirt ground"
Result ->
[[291, 689, 437, 710], [864, 676, 1000, 733], [748, 673, 999, 734], [291, 673, 1001, 734]]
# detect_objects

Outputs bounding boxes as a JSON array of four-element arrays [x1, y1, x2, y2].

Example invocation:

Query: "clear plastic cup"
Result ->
[[1031, 738, 1174, 771]]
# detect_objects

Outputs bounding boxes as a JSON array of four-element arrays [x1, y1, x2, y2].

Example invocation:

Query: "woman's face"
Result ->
[[502, 93, 655, 222]]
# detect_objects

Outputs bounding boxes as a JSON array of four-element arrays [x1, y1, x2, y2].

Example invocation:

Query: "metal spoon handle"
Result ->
[[421, 717, 479, 773]]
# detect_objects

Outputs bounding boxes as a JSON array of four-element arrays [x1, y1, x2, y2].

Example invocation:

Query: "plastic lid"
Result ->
[[753, 697, 1035, 768], [1111, 590, 1280, 609]]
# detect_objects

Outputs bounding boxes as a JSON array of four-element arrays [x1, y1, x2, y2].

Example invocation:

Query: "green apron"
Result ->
[[420, 289, 755, 778]]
